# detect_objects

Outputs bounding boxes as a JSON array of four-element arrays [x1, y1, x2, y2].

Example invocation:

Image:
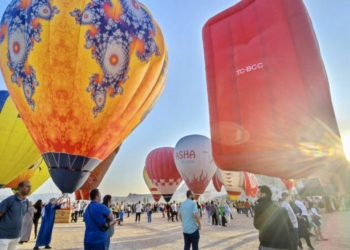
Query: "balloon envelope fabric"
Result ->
[[5, 158, 50, 195], [0, 90, 42, 188], [0, 0, 168, 193], [202, 0, 347, 179]]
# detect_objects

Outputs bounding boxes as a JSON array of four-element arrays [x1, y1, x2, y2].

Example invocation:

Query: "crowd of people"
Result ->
[[1, 180, 349, 250]]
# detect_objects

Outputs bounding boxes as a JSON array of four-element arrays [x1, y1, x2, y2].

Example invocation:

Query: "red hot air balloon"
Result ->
[[145, 147, 182, 202], [75, 146, 121, 200], [202, 0, 347, 180], [174, 135, 217, 199], [282, 179, 295, 193], [212, 169, 223, 192]]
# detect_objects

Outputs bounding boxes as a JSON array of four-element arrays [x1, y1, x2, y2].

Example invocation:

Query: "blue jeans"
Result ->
[[207, 212, 211, 223], [183, 229, 200, 250], [147, 211, 152, 223]]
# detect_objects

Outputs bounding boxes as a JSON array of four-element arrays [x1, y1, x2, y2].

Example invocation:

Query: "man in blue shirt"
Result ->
[[0, 181, 31, 250], [84, 189, 114, 250], [179, 190, 201, 250]]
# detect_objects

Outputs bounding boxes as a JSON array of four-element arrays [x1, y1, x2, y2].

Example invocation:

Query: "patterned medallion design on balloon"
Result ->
[[70, 0, 160, 117], [0, 0, 59, 110]]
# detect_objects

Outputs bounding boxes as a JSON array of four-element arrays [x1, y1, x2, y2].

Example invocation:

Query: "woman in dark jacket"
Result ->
[[33, 199, 42, 239]]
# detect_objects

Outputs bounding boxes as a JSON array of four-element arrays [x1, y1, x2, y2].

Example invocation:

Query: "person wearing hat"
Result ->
[[281, 193, 298, 250]]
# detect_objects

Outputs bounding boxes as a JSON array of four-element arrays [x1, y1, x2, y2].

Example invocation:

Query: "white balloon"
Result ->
[[174, 135, 217, 197]]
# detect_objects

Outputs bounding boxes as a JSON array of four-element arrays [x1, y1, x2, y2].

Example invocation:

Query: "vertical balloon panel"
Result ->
[[0, 91, 42, 187], [0, 0, 168, 193], [143, 167, 162, 202], [203, 0, 347, 179]]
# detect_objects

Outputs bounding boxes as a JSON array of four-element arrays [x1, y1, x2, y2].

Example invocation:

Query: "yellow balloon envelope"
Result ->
[[0, 0, 168, 193], [5, 158, 50, 195], [0, 90, 42, 188]]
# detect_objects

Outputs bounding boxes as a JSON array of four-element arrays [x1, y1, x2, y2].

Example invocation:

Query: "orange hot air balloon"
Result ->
[[5, 158, 50, 195], [75, 146, 121, 200], [143, 167, 161, 202], [0, 0, 168, 193]]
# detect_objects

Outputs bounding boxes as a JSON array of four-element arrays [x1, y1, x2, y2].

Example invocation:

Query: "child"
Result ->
[[118, 209, 124, 226]]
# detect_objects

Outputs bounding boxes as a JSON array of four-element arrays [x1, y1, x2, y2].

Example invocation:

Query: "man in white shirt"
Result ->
[[281, 193, 298, 250], [294, 195, 313, 235], [170, 201, 178, 222], [135, 201, 142, 222]]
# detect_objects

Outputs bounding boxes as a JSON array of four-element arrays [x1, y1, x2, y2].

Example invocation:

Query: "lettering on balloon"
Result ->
[[175, 150, 196, 161], [236, 63, 263, 76]]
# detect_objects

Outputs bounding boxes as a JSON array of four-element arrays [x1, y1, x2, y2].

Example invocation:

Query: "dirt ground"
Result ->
[[16, 209, 350, 250]]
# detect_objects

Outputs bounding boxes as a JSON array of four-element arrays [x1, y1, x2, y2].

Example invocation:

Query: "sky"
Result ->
[[0, 0, 350, 197]]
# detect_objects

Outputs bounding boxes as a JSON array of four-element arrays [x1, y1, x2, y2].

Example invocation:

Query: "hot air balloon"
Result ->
[[0, 0, 168, 193], [5, 158, 50, 195], [202, 0, 347, 181], [282, 179, 295, 193], [143, 167, 161, 202], [242, 172, 258, 198], [212, 169, 222, 193], [75, 146, 121, 200], [218, 170, 243, 201], [0, 90, 42, 188], [174, 135, 217, 199], [145, 147, 182, 202]]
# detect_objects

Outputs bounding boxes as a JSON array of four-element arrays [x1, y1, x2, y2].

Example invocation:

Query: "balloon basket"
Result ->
[[54, 209, 72, 223], [54, 194, 72, 223]]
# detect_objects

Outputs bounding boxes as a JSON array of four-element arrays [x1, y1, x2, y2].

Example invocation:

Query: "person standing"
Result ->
[[84, 189, 114, 250], [224, 201, 231, 225], [114, 203, 119, 219], [33, 197, 62, 250], [289, 197, 314, 250], [32, 200, 42, 240], [75, 201, 80, 222], [0, 181, 31, 250], [294, 195, 312, 234], [170, 201, 179, 222], [210, 201, 218, 226], [102, 195, 117, 250], [19, 201, 37, 244], [205, 202, 211, 224], [146, 203, 152, 223], [135, 201, 142, 222], [281, 193, 298, 250], [245, 199, 254, 217], [254, 185, 293, 250], [160, 203, 165, 218], [179, 190, 201, 250], [71, 203, 78, 223], [219, 201, 226, 227], [310, 203, 328, 241]]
